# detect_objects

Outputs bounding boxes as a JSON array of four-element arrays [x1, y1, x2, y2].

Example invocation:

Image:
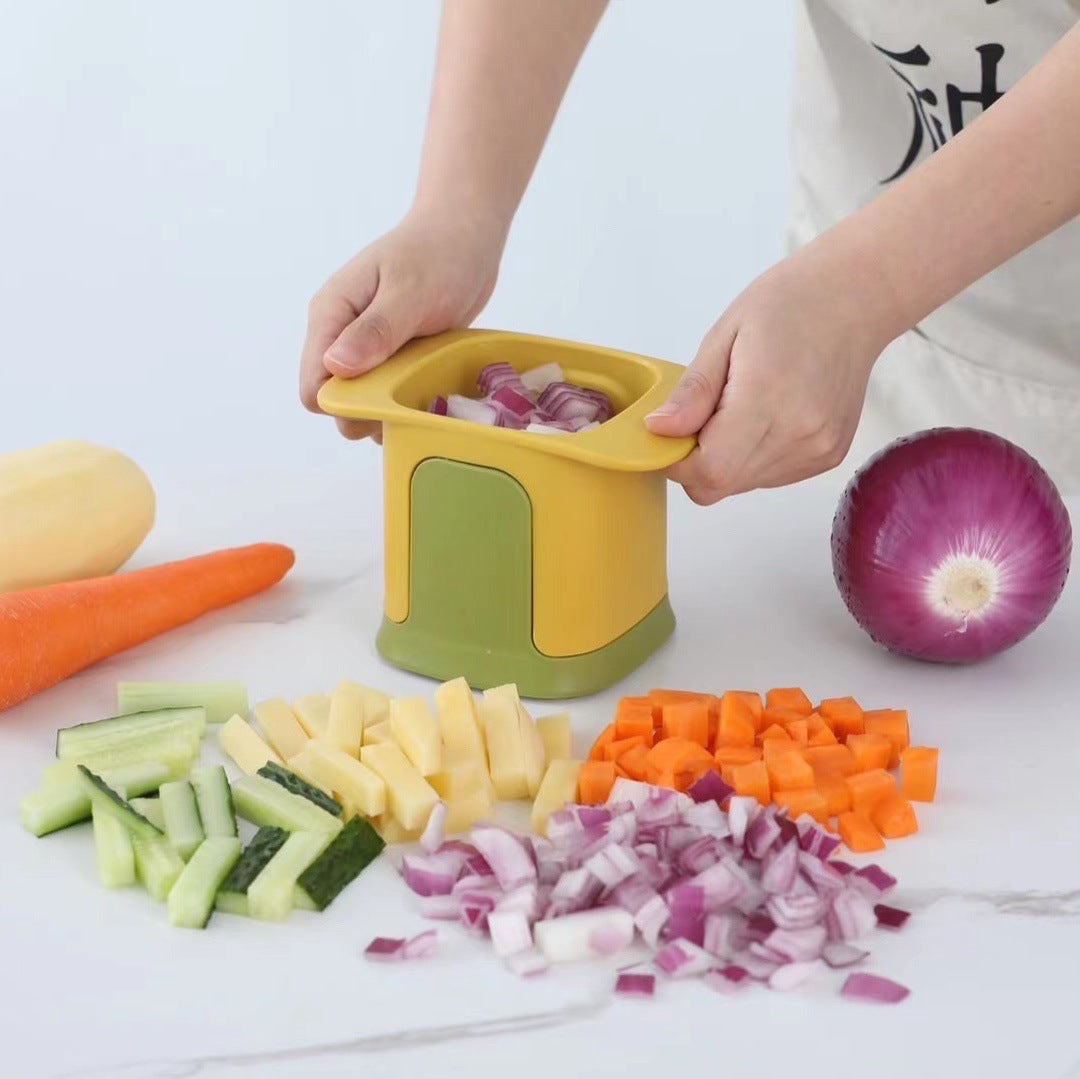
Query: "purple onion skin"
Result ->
[[832, 428, 1072, 663]]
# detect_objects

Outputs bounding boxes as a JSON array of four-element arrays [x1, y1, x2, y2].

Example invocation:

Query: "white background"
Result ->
[[0, 1, 795, 475]]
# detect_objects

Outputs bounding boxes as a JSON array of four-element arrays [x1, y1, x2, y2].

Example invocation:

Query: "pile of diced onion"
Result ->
[[428, 362, 615, 434], [367, 776, 911, 1004]]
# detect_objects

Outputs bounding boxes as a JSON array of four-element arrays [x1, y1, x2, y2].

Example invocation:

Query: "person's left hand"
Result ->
[[645, 246, 897, 504]]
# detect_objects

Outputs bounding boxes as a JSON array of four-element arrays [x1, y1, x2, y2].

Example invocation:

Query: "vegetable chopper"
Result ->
[[318, 329, 694, 699]]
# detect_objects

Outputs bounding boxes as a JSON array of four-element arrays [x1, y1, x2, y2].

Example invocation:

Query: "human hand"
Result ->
[[300, 208, 504, 439], [645, 247, 897, 504]]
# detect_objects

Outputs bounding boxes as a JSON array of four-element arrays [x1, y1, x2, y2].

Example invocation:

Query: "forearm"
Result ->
[[413, 0, 606, 237], [818, 23, 1080, 347]]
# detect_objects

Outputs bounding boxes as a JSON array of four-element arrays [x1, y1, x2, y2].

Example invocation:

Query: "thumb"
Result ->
[[645, 324, 735, 437], [323, 287, 418, 378]]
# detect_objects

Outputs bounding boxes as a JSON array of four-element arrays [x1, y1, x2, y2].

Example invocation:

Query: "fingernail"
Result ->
[[325, 349, 362, 374], [646, 402, 677, 420]]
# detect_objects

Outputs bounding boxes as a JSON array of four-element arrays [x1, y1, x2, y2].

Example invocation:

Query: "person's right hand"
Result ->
[[300, 209, 504, 440]]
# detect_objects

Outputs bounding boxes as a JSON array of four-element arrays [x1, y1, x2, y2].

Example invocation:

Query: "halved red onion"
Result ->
[[833, 428, 1072, 663], [615, 971, 657, 998], [840, 972, 910, 1004]]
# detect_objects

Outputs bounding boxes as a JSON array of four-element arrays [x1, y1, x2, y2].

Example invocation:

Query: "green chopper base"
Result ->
[[375, 458, 675, 700]]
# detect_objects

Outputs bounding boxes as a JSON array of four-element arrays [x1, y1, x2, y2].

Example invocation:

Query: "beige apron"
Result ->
[[790, 0, 1080, 491]]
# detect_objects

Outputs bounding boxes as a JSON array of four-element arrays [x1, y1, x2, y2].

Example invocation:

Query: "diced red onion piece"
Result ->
[[831, 886, 879, 942], [874, 903, 911, 930], [419, 802, 447, 855], [469, 825, 537, 890], [703, 965, 752, 993], [607, 778, 656, 810], [487, 909, 534, 957], [494, 882, 542, 921], [768, 959, 825, 992], [731, 948, 781, 981], [761, 840, 799, 895], [520, 362, 564, 394], [686, 770, 735, 807], [654, 939, 713, 978], [726, 796, 759, 847], [401, 930, 438, 960], [852, 864, 897, 896], [614, 972, 656, 998], [663, 907, 706, 947], [821, 941, 869, 969], [446, 394, 498, 425], [525, 423, 568, 435], [745, 811, 782, 859], [840, 972, 911, 1004], [492, 385, 537, 419], [766, 924, 827, 963], [584, 844, 640, 888], [831, 861, 856, 876], [634, 894, 671, 948], [703, 911, 741, 960], [428, 396, 448, 416], [504, 947, 549, 978], [364, 937, 405, 961], [477, 362, 525, 396], [533, 908, 634, 962], [681, 801, 730, 837], [418, 894, 462, 920], [401, 850, 466, 897]]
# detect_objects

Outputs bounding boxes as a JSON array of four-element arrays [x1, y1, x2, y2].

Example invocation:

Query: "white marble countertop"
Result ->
[[3, 460, 1078, 1079]]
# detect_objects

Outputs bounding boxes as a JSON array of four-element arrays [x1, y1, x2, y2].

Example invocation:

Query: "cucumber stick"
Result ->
[[21, 761, 172, 837], [91, 802, 136, 888], [190, 766, 237, 838], [129, 797, 166, 831], [76, 767, 163, 841], [167, 837, 242, 928], [159, 781, 205, 859], [133, 836, 185, 901], [118, 682, 248, 727], [257, 761, 342, 817], [232, 775, 343, 835], [55, 735, 198, 778], [215, 826, 288, 915], [248, 831, 333, 921], [56, 706, 206, 758], [296, 817, 385, 911]]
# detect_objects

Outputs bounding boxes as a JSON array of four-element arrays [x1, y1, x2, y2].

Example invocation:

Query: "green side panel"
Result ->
[[376, 458, 675, 700]]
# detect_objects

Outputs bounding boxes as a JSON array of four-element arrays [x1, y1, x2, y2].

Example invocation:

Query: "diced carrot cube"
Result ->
[[846, 733, 893, 773], [578, 761, 617, 805], [774, 788, 829, 824], [619, 696, 660, 724], [816, 775, 853, 816], [804, 744, 858, 777], [838, 811, 884, 852], [615, 706, 655, 742], [662, 700, 710, 748], [864, 709, 910, 767], [765, 750, 815, 792], [617, 743, 649, 781], [731, 760, 771, 807], [758, 724, 791, 744], [785, 718, 809, 746], [614, 764, 631, 779], [588, 723, 616, 761], [871, 793, 918, 838], [762, 738, 806, 764], [818, 697, 864, 740], [719, 764, 739, 786], [674, 758, 715, 792], [845, 769, 897, 815], [714, 745, 762, 768], [765, 688, 813, 715], [717, 694, 756, 748], [808, 725, 838, 747], [901, 746, 939, 802], [650, 688, 710, 707], [602, 735, 648, 763], [724, 690, 764, 730], [763, 706, 806, 730]]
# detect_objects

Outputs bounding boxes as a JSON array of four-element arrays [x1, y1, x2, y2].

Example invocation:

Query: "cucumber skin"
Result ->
[[247, 832, 333, 922], [296, 817, 385, 911], [167, 837, 242, 929], [258, 762, 342, 817], [220, 827, 289, 894], [56, 707, 206, 758], [232, 776, 344, 835], [77, 767, 163, 841], [20, 762, 171, 837]]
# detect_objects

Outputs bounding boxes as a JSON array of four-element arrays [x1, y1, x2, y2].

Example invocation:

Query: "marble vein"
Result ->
[[58, 998, 609, 1079], [903, 887, 1080, 918]]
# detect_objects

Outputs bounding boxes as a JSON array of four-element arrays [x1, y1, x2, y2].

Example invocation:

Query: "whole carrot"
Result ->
[[0, 543, 295, 711]]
